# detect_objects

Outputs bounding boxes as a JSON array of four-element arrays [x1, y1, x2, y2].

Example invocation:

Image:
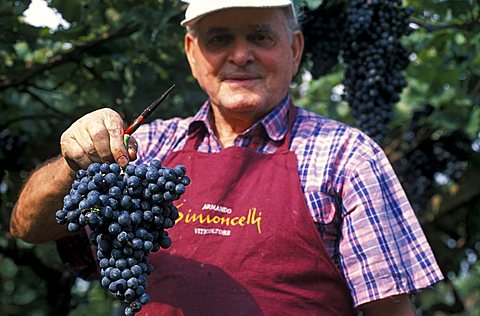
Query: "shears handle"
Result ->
[[123, 134, 131, 149]]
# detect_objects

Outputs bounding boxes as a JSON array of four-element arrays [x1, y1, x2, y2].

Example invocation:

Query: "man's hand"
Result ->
[[60, 108, 137, 170]]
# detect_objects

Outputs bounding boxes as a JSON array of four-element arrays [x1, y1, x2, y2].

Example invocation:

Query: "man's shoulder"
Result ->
[[137, 115, 194, 135], [292, 106, 383, 156], [150, 115, 194, 127], [294, 106, 363, 139]]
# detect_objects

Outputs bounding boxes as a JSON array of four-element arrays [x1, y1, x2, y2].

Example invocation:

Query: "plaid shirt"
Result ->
[[132, 97, 443, 307], [133, 97, 443, 306]]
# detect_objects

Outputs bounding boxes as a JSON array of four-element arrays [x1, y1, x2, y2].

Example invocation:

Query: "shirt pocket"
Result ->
[[305, 191, 338, 224]]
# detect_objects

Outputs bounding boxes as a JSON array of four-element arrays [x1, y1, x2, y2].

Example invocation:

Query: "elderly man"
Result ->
[[10, 0, 443, 315]]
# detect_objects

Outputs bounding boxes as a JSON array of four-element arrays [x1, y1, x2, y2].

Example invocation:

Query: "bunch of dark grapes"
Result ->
[[341, 0, 413, 144], [394, 132, 471, 215], [300, 2, 346, 78], [56, 160, 190, 315]]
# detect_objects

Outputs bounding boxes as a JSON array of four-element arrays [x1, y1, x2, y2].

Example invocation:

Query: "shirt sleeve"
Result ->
[[133, 117, 189, 165], [339, 150, 444, 307]]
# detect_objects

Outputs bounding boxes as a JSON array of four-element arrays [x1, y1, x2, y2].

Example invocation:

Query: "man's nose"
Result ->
[[228, 39, 254, 67]]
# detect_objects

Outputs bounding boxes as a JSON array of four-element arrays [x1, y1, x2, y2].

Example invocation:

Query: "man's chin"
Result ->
[[218, 99, 264, 112]]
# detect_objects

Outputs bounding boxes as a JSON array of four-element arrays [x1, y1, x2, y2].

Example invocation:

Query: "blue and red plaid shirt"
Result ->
[[133, 96, 443, 306], [132, 96, 443, 307]]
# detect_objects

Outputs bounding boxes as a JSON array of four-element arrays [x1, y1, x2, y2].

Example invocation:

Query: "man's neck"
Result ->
[[210, 106, 262, 148], [208, 96, 289, 148], [211, 112, 252, 148]]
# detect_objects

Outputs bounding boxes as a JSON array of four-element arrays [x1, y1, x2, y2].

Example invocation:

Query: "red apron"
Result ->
[[141, 106, 355, 315]]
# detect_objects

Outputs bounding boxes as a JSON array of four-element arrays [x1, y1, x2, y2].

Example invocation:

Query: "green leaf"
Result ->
[[466, 107, 480, 138], [13, 41, 30, 59]]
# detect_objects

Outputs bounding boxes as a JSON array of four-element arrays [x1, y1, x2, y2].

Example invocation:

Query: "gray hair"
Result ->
[[284, 5, 301, 32]]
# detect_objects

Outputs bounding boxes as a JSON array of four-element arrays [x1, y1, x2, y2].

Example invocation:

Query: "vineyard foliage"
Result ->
[[0, 0, 479, 315]]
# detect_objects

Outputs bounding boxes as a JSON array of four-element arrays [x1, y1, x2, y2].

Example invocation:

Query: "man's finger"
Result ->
[[103, 112, 129, 167], [62, 138, 94, 170], [76, 126, 101, 163], [90, 123, 115, 162], [128, 136, 138, 161]]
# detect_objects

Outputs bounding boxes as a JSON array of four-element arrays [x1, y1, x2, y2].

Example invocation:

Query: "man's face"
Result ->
[[185, 8, 304, 120]]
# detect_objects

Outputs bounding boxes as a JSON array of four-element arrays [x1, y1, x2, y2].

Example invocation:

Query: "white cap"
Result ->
[[180, 0, 294, 27]]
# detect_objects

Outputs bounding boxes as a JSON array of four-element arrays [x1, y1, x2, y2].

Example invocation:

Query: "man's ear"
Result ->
[[291, 31, 304, 77], [184, 33, 198, 80]]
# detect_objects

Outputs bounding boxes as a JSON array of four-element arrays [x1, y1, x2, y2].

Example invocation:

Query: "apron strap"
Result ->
[[183, 101, 298, 153], [183, 124, 207, 151], [277, 101, 297, 153]]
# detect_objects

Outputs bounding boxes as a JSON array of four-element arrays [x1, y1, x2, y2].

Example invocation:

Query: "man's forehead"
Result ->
[[204, 24, 275, 35], [192, 7, 286, 32]]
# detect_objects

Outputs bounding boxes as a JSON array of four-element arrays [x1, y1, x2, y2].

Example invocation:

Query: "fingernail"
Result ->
[[117, 156, 128, 166]]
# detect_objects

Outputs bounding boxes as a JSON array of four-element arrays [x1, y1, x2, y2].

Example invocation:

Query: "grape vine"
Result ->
[[301, 0, 413, 144], [300, 2, 345, 78]]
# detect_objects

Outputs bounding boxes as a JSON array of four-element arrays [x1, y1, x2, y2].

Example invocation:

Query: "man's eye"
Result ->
[[208, 35, 232, 47], [249, 33, 276, 47]]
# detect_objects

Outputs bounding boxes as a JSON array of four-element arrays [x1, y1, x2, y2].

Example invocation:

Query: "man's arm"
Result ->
[[10, 156, 76, 243], [359, 294, 415, 316]]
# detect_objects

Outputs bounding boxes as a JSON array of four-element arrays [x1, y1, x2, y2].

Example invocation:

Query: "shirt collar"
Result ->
[[259, 95, 290, 142], [188, 99, 215, 136], [188, 96, 291, 142]]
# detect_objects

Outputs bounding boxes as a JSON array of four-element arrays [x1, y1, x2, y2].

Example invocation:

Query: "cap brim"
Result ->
[[181, 0, 293, 26]]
